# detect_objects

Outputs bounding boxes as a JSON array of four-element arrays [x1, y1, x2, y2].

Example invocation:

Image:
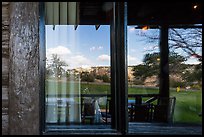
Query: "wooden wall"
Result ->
[[2, 2, 10, 135]]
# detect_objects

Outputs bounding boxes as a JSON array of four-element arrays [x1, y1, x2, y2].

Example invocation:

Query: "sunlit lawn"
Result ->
[[46, 80, 202, 124], [170, 89, 202, 124]]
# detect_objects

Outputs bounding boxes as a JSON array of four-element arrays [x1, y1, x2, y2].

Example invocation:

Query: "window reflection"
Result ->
[[127, 26, 160, 123], [168, 28, 202, 124], [127, 26, 202, 126], [45, 25, 111, 126]]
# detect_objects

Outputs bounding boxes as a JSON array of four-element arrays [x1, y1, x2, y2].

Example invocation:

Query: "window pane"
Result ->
[[127, 26, 160, 123], [45, 25, 111, 129], [168, 28, 202, 125], [127, 26, 202, 134]]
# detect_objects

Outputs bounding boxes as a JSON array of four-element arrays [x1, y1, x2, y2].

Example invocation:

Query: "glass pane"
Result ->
[[127, 26, 160, 123], [168, 28, 202, 125], [45, 25, 111, 128], [127, 25, 202, 134]]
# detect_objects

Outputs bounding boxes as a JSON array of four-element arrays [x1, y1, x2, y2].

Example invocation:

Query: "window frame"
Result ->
[[39, 2, 128, 135], [39, 1, 202, 135]]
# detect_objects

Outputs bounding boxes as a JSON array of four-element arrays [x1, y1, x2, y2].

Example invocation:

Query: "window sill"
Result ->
[[43, 125, 119, 135]]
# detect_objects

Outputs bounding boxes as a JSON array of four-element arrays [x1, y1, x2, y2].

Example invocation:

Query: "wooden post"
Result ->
[[9, 2, 40, 135], [159, 24, 169, 122], [111, 2, 128, 134]]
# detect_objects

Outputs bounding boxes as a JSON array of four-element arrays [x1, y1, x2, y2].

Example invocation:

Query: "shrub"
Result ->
[[170, 79, 186, 88]]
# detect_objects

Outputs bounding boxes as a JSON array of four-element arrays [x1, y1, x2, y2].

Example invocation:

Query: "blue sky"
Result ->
[[46, 25, 200, 69]]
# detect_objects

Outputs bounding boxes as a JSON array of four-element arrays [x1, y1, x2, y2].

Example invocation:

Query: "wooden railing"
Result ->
[[46, 93, 161, 124]]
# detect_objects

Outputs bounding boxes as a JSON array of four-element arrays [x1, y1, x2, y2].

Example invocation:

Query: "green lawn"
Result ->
[[46, 80, 202, 124], [170, 90, 202, 124]]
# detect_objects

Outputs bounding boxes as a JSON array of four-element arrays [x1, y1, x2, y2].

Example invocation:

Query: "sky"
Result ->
[[46, 25, 201, 70]]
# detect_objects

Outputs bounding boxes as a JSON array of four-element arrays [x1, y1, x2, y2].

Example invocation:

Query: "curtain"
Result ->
[[45, 2, 79, 25]]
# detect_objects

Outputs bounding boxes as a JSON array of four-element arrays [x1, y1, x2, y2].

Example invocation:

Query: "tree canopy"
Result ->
[[133, 52, 187, 81], [46, 54, 68, 78], [135, 28, 202, 62]]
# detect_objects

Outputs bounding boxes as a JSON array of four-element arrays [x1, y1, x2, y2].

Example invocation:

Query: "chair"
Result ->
[[98, 97, 111, 124], [82, 97, 96, 124], [152, 96, 176, 123], [129, 103, 152, 122]]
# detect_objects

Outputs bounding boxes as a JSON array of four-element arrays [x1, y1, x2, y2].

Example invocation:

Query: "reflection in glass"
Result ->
[[168, 28, 202, 125], [127, 26, 160, 123], [45, 25, 111, 126], [127, 26, 202, 125]]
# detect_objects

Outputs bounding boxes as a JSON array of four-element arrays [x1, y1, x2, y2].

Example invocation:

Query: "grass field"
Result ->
[[46, 80, 202, 124]]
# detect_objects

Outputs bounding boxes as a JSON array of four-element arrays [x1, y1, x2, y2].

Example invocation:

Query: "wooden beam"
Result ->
[[111, 2, 128, 134], [159, 24, 170, 123]]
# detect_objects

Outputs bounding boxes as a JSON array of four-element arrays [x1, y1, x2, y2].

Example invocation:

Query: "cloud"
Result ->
[[184, 56, 200, 65], [47, 45, 71, 55], [90, 46, 96, 51], [71, 55, 91, 65], [97, 54, 110, 61], [66, 55, 93, 69], [98, 46, 103, 50], [46, 45, 93, 69], [90, 46, 103, 51], [46, 46, 72, 66], [143, 45, 159, 51], [128, 55, 137, 61], [128, 55, 142, 65]]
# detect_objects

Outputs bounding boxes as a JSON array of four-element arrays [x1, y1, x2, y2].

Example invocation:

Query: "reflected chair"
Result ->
[[129, 103, 152, 122], [152, 96, 176, 123], [82, 97, 96, 124], [98, 97, 111, 124]]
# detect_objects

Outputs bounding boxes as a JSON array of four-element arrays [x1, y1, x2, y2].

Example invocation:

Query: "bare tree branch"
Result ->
[[135, 28, 202, 62]]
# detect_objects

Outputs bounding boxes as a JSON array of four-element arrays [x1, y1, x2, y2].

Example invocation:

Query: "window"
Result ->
[[168, 27, 202, 125], [127, 26, 161, 124], [40, 2, 127, 134], [127, 25, 202, 129], [39, 2, 202, 135], [45, 25, 112, 127]]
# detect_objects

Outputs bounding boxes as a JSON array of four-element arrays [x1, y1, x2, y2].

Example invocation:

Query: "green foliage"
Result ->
[[182, 63, 202, 88], [96, 75, 102, 80], [132, 52, 193, 88], [133, 52, 186, 81], [169, 52, 187, 74], [133, 78, 144, 85], [143, 52, 160, 66], [191, 84, 202, 90], [102, 74, 110, 83], [132, 64, 152, 80], [169, 52, 186, 64], [169, 78, 186, 88], [193, 63, 202, 82], [81, 72, 95, 82], [46, 54, 67, 78]]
